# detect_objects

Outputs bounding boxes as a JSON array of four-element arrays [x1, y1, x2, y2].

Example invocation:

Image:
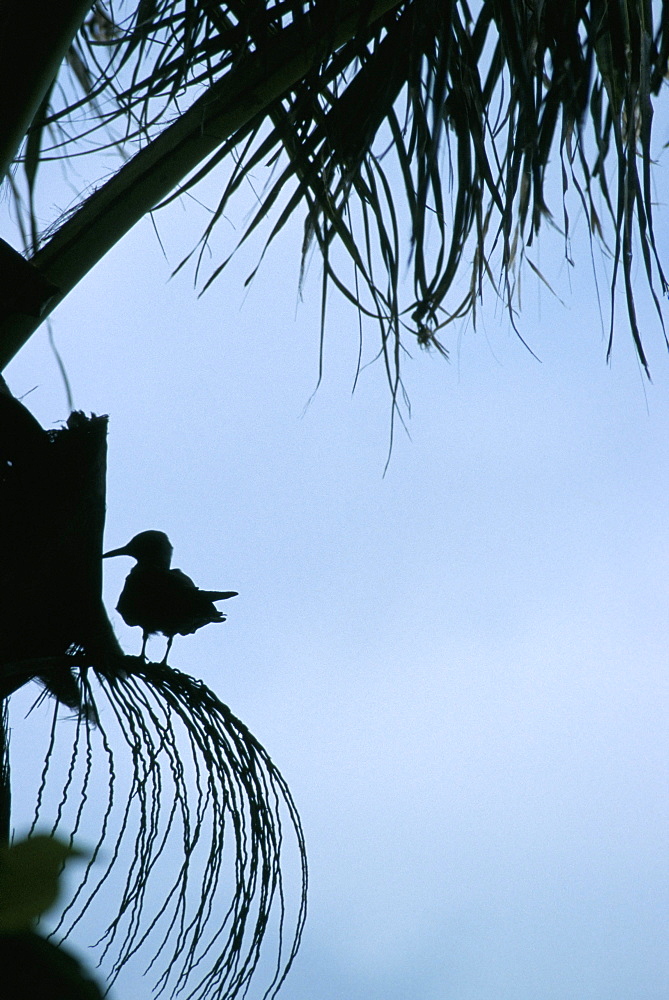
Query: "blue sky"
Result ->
[[3, 137, 669, 999]]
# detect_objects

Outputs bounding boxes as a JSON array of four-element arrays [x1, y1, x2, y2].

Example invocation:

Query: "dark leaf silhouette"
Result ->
[[0, 401, 306, 1000], [1, 1, 667, 394], [28, 661, 307, 1000]]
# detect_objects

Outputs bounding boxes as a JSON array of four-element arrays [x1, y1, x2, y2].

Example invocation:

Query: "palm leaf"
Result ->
[[24, 661, 307, 1000], [2, 0, 668, 386]]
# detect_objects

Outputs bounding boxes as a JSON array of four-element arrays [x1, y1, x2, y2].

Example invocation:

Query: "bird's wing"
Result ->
[[170, 570, 237, 600]]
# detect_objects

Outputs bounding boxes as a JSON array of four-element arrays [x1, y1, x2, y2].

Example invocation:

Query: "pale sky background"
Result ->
[[3, 103, 669, 1000]]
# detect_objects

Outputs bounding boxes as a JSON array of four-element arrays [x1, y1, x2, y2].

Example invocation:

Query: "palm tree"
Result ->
[[1, 2, 667, 997], [0, 399, 307, 1000], [2, 1, 667, 388]]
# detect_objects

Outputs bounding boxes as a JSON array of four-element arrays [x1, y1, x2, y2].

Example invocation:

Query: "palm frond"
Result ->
[[22, 659, 307, 1000], [3, 0, 668, 388]]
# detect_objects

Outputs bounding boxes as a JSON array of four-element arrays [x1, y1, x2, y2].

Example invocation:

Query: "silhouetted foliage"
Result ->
[[31, 661, 307, 1000], [0, 932, 104, 1000], [0, 401, 307, 1000], [0, 834, 104, 1000], [0, 3, 667, 995], [1, 1, 668, 394]]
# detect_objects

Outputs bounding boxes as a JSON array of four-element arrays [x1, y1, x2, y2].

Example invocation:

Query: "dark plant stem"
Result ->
[[0, 696, 10, 845]]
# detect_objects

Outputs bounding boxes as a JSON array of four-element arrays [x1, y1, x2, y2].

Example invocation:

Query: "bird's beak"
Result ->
[[103, 545, 130, 559]]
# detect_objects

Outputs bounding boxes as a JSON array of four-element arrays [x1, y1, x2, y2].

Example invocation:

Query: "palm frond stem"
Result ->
[[0, 0, 402, 370]]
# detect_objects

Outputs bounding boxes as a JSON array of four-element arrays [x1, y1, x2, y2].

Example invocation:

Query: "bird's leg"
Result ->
[[140, 631, 149, 661], [161, 635, 173, 666]]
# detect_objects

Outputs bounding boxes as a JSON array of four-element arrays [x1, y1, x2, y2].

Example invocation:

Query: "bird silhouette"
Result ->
[[103, 530, 238, 663]]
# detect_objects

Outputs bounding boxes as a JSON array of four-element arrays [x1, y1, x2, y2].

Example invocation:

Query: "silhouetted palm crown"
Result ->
[[103, 530, 237, 660]]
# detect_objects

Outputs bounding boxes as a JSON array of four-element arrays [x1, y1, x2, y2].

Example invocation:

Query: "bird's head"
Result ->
[[103, 530, 173, 569]]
